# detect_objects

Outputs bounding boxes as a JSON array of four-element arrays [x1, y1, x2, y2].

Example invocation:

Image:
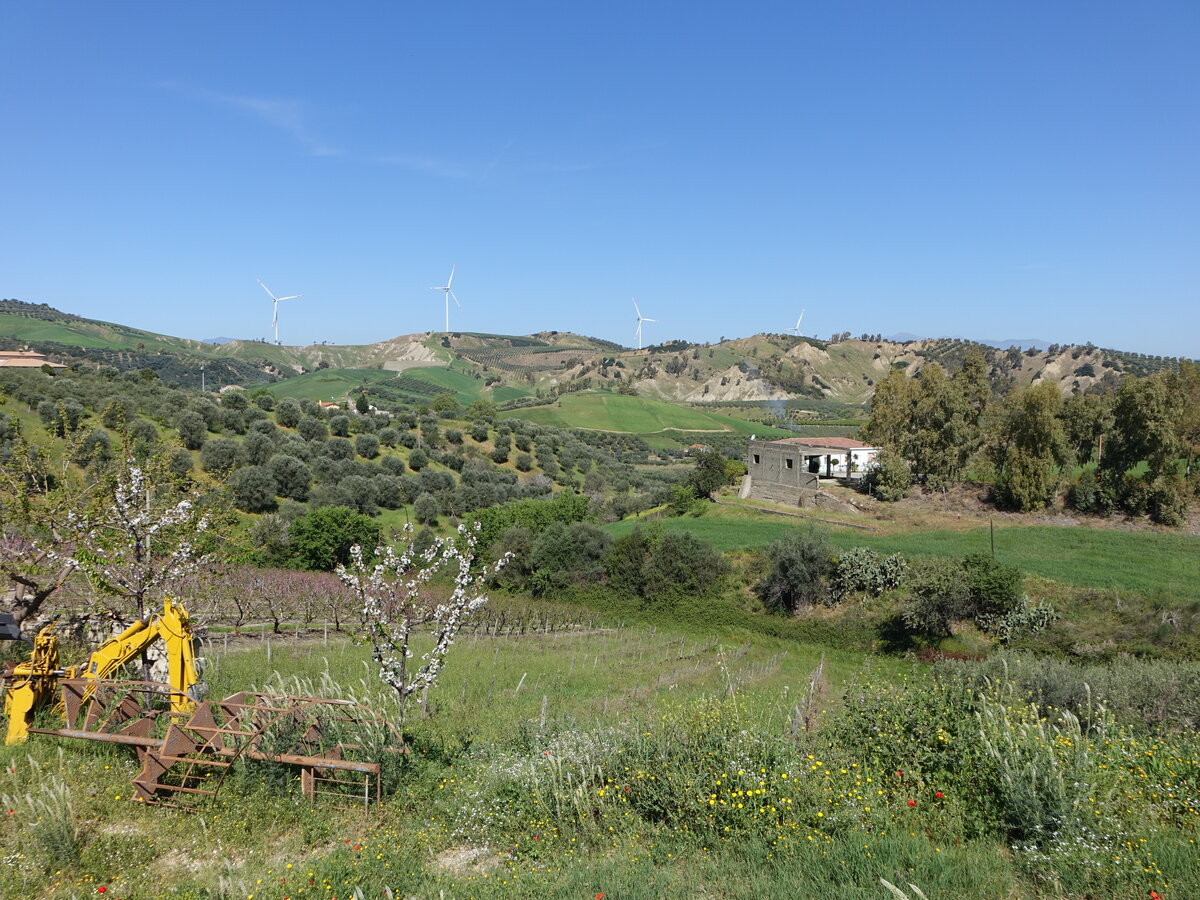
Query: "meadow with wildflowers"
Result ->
[[1, 618, 1197, 899]]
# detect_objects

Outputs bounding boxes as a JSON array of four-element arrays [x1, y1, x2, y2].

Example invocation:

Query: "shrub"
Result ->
[[166, 446, 193, 476], [604, 524, 726, 603], [864, 449, 910, 501], [413, 492, 440, 525], [339, 474, 378, 516], [268, 454, 311, 501], [527, 521, 612, 595], [902, 554, 1024, 637], [755, 528, 833, 613], [175, 410, 207, 450], [275, 397, 301, 428], [71, 428, 112, 467], [515, 452, 534, 472], [323, 437, 354, 460], [228, 465, 278, 513], [828, 547, 907, 601], [298, 415, 328, 441], [640, 531, 727, 602], [329, 414, 351, 437], [288, 505, 380, 570], [408, 447, 429, 471], [201, 437, 244, 476], [243, 431, 275, 466], [355, 434, 380, 459], [380, 455, 406, 476]]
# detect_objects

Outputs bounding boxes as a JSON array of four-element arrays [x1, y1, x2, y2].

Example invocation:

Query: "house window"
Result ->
[[785, 458, 793, 469], [753, 454, 760, 465]]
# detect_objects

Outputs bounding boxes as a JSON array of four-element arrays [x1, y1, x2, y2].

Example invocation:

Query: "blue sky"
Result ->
[[2, 2, 1196, 357]]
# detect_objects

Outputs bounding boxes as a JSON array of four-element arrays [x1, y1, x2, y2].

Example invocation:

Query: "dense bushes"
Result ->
[[902, 553, 1023, 638], [863, 448, 910, 501], [755, 529, 833, 613], [606, 525, 727, 603], [285, 505, 380, 570]]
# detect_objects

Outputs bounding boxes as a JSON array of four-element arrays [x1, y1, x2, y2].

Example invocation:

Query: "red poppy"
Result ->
[[907, 800, 916, 807], [1150, 892, 1162, 899], [596, 894, 605, 899], [896, 770, 903, 777], [935, 791, 944, 799], [97, 890, 107, 895]]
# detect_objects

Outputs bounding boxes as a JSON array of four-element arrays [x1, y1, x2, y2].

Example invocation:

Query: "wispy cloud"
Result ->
[[166, 82, 649, 180], [371, 152, 485, 180], [165, 83, 340, 157]]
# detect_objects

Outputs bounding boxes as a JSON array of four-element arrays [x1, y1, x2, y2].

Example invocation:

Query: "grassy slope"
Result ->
[[263, 368, 396, 401], [605, 504, 1200, 606], [500, 391, 794, 436], [0, 313, 202, 353]]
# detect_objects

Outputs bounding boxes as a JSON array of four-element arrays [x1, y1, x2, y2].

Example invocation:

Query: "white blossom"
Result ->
[[337, 523, 511, 729]]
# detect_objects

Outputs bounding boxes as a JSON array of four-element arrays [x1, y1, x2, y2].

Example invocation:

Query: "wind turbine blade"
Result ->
[[272, 304, 279, 329], [447, 265, 455, 289], [632, 298, 642, 319], [449, 289, 462, 309], [277, 294, 301, 302], [644, 317, 657, 323], [257, 279, 277, 301]]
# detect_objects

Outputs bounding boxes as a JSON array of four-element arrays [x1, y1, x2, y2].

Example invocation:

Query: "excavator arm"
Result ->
[[2, 598, 200, 744]]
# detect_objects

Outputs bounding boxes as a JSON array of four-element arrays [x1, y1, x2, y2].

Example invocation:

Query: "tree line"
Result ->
[[861, 349, 1199, 524]]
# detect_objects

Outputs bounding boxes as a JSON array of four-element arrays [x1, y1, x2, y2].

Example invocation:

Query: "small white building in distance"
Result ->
[[744, 437, 879, 506]]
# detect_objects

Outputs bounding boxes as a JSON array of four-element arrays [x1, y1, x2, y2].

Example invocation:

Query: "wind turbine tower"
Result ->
[[633, 298, 657, 350], [786, 310, 806, 336], [257, 279, 303, 345], [430, 265, 461, 332]]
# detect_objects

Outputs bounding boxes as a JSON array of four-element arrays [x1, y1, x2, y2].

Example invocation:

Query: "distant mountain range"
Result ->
[[201, 336, 238, 345]]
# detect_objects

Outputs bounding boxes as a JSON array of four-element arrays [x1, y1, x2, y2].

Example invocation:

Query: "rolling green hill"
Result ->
[[498, 391, 794, 437], [263, 368, 396, 402]]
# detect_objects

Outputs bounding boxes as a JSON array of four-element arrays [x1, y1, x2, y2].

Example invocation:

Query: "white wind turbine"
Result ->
[[258, 279, 303, 345], [430, 265, 461, 332], [633, 298, 657, 350], [786, 309, 806, 336]]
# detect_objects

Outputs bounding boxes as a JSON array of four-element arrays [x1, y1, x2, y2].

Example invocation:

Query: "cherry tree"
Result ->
[[57, 452, 213, 621], [338, 523, 508, 729]]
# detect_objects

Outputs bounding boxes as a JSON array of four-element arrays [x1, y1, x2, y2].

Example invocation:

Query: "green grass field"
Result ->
[[500, 391, 793, 436], [264, 367, 396, 401], [0, 313, 195, 353], [398, 365, 488, 404], [4, 613, 1194, 898], [606, 504, 1200, 606]]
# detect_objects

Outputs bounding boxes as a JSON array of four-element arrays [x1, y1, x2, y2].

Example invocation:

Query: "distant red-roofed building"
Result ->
[[0, 349, 65, 369], [743, 436, 879, 506]]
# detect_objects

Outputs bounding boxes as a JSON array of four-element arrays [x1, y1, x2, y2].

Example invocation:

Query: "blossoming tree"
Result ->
[[338, 523, 508, 730], [64, 453, 213, 621]]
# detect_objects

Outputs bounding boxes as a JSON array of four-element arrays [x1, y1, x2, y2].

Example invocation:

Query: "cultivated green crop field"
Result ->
[[264, 367, 396, 401], [501, 391, 793, 436], [400, 365, 489, 404], [606, 504, 1200, 606]]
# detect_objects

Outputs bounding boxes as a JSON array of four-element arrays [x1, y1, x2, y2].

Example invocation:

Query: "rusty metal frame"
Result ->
[[30, 679, 390, 809]]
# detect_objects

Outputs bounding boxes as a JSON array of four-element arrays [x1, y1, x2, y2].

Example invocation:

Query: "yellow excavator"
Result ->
[[2, 597, 201, 744]]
